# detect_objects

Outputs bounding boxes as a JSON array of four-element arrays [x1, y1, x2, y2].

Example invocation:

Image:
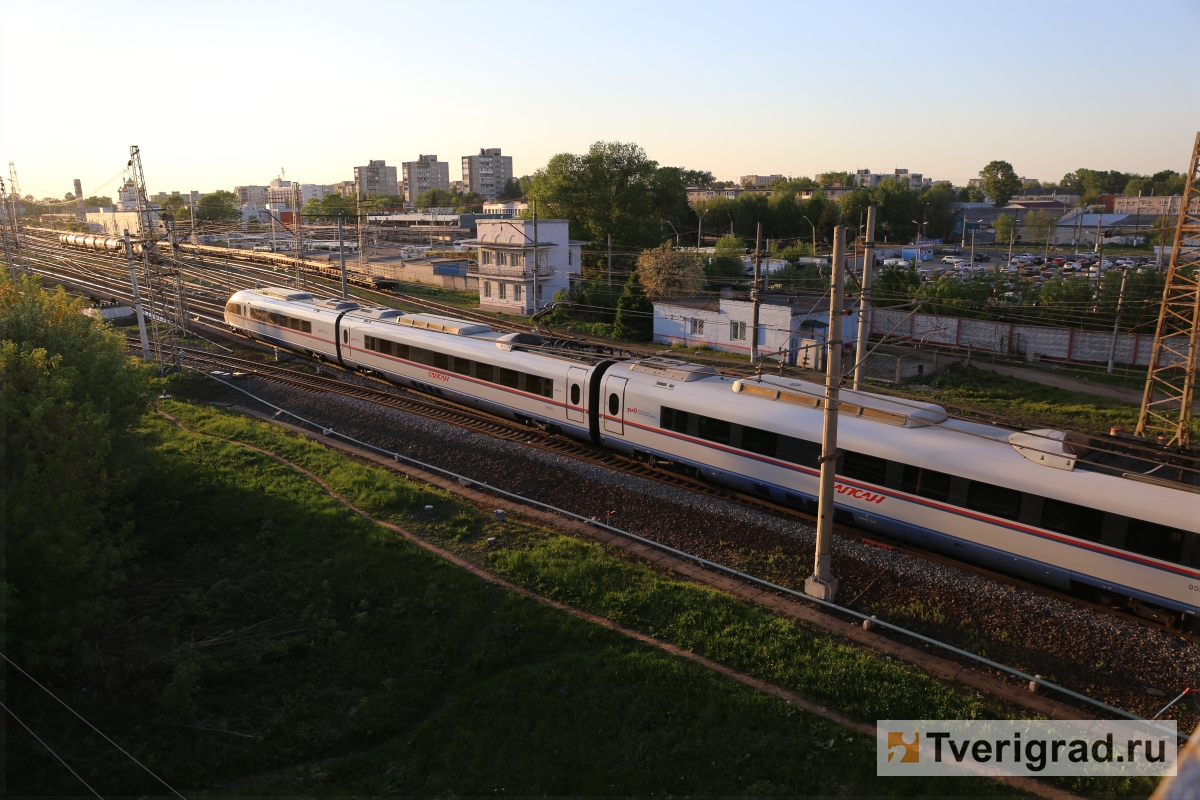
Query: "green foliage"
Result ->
[[414, 187, 482, 212], [500, 175, 533, 200], [303, 192, 357, 223], [958, 185, 987, 203], [1, 275, 150, 667], [1021, 209, 1060, 242], [612, 270, 654, 341], [157, 194, 192, 222], [526, 141, 697, 251], [979, 160, 1022, 206], [816, 170, 857, 186], [873, 263, 922, 307], [82, 195, 114, 209], [705, 234, 746, 288], [1060, 168, 1185, 206], [196, 189, 241, 222], [1124, 170, 1186, 198], [993, 212, 1017, 245], [635, 242, 705, 299]]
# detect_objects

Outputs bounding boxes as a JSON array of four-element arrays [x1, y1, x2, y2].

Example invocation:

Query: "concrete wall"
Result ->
[[363, 258, 477, 292], [869, 307, 1196, 368]]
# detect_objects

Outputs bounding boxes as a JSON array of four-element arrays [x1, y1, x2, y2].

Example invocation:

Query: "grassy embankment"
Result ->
[[8, 397, 1156, 796]]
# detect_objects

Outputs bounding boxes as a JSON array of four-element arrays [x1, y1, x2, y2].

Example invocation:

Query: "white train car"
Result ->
[[224, 287, 603, 441], [223, 289, 1199, 630], [596, 362, 1199, 624]]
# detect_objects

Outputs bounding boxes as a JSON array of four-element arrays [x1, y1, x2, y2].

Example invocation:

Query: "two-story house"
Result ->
[[472, 218, 584, 316]]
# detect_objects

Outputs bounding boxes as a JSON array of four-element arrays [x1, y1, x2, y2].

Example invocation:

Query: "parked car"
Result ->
[[973, 253, 991, 262]]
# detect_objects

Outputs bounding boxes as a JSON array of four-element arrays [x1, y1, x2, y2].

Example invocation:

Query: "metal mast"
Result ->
[[1136, 132, 1200, 448], [8, 162, 25, 268], [128, 145, 164, 362]]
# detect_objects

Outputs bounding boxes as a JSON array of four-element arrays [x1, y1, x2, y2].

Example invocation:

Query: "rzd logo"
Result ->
[[887, 732, 919, 763]]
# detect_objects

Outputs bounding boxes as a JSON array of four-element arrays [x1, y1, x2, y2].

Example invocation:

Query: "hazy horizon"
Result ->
[[3, 0, 1198, 200]]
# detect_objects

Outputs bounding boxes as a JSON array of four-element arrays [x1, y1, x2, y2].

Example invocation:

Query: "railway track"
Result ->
[[163, 340, 1196, 642]]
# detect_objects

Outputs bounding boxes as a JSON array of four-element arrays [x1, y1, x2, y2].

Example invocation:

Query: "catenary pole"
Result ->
[[1107, 268, 1128, 374], [338, 213, 348, 300], [853, 206, 876, 390], [124, 230, 151, 359], [750, 221, 762, 363], [805, 224, 846, 602], [607, 232, 612, 287]]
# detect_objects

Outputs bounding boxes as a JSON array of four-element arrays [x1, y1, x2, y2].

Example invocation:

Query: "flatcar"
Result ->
[[224, 287, 1200, 632]]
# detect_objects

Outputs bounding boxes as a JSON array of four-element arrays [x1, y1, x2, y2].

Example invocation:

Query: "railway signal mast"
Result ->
[[1136, 132, 1200, 448]]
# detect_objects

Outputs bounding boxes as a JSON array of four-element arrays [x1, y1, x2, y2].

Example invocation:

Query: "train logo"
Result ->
[[887, 732, 920, 763]]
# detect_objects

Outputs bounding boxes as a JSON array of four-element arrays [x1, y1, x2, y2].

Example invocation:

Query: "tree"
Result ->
[[82, 195, 114, 209], [527, 141, 696, 252], [993, 213, 1018, 245], [979, 160, 1022, 206], [415, 188, 458, 209], [196, 190, 241, 222], [957, 185, 986, 203], [635, 243, 705, 299], [158, 194, 192, 222], [1021, 209, 1059, 243], [612, 270, 655, 341], [705, 234, 746, 288], [817, 171, 857, 186], [303, 193, 357, 223], [2, 274, 150, 668]]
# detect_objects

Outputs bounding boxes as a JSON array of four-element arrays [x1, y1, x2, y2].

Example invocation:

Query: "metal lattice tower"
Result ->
[[128, 145, 164, 362], [1136, 132, 1200, 448]]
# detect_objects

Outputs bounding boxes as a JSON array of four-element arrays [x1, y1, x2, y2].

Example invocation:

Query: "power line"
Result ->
[[0, 651, 188, 799], [1, 699, 104, 799]]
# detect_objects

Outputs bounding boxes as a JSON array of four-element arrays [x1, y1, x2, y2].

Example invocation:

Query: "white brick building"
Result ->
[[653, 294, 859, 367]]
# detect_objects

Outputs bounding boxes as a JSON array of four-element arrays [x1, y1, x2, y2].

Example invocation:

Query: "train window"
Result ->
[[476, 363, 494, 382], [525, 374, 543, 395], [1125, 519, 1185, 563], [498, 367, 519, 389], [900, 466, 952, 502], [250, 307, 269, 322], [452, 356, 471, 375], [379, 339, 394, 356], [966, 481, 1023, 521], [779, 436, 821, 468], [1040, 499, 1103, 542], [302, 320, 312, 333], [411, 347, 433, 366], [288, 317, 301, 331], [541, 378, 553, 399], [840, 451, 887, 486], [741, 426, 778, 458], [570, 384, 581, 406], [697, 416, 731, 446], [660, 406, 690, 434], [433, 351, 449, 370], [395, 342, 410, 359], [342, 330, 348, 344], [609, 393, 620, 416]]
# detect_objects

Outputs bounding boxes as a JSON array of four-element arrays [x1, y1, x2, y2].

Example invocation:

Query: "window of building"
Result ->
[[730, 321, 747, 341], [689, 318, 704, 335], [514, 284, 522, 301], [568, 250, 573, 266], [499, 283, 507, 300]]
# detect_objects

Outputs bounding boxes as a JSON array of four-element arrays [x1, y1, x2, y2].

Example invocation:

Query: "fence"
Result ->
[[868, 308, 1197, 368]]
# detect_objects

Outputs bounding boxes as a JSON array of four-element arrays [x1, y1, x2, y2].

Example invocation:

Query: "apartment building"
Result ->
[[462, 148, 513, 202], [353, 160, 398, 198], [402, 154, 450, 202]]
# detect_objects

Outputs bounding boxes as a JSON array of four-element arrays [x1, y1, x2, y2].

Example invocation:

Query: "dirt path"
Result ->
[[971, 362, 1200, 412]]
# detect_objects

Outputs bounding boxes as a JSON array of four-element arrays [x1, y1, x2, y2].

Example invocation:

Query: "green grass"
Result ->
[[7, 398, 1154, 796]]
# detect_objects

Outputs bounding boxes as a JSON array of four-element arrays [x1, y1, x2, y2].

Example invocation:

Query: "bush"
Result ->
[[1, 275, 150, 667], [612, 271, 654, 342]]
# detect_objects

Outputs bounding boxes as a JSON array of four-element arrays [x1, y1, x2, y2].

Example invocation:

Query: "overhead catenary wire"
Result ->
[[0, 651, 188, 799], [1, 698, 105, 799]]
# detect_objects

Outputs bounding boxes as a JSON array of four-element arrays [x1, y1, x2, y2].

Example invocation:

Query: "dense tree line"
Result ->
[[2, 275, 151, 667]]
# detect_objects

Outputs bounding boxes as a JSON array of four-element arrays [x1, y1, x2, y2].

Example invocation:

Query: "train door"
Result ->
[[602, 376, 627, 434], [566, 367, 587, 423]]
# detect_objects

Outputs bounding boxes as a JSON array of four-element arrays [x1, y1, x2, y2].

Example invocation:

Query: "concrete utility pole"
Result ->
[[73, 178, 84, 221], [1, 204, 15, 281], [124, 230, 151, 359], [853, 206, 877, 390], [1107, 268, 1128, 374], [338, 213, 348, 300], [1006, 214, 1017, 267], [532, 199, 540, 314], [356, 183, 366, 273], [750, 221, 763, 363], [607, 232, 612, 287], [293, 184, 303, 289], [805, 224, 846, 603], [190, 193, 199, 244]]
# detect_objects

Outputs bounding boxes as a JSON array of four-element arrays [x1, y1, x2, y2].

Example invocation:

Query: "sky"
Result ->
[[2, 0, 1198, 201]]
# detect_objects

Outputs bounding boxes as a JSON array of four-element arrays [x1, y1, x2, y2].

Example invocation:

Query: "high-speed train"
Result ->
[[224, 287, 1200, 631]]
